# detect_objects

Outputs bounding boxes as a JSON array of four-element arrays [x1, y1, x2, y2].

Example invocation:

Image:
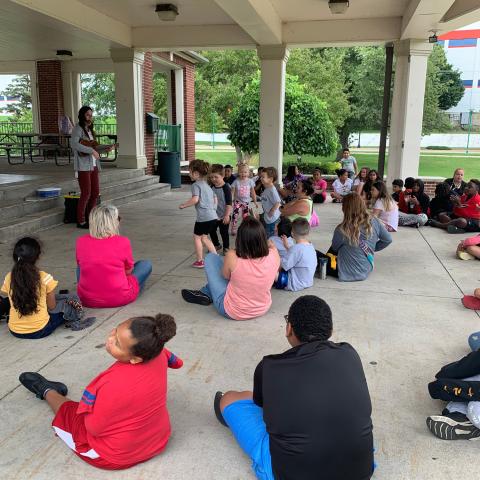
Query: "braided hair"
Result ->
[[288, 295, 332, 343], [129, 314, 177, 361]]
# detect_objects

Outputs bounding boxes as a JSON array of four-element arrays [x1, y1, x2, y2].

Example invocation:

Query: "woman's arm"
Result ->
[[374, 220, 392, 252], [331, 227, 345, 252], [222, 250, 237, 280], [281, 199, 309, 217], [71, 126, 95, 155]]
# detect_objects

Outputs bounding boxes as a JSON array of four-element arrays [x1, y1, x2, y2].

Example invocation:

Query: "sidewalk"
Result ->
[[0, 189, 479, 479]]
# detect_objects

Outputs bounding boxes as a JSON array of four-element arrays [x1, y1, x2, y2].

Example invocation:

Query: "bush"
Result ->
[[282, 159, 340, 175], [426, 145, 452, 150]]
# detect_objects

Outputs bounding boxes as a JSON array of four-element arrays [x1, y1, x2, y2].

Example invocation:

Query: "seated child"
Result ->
[[274, 218, 317, 292], [312, 168, 327, 203], [224, 164, 236, 185], [426, 345, 480, 441], [213, 295, 374, 480], [391, 179, 403, 202], [1, 237, 65, 339], [457, 232, 480, 261], [429, 182, 454, 220], [331, 169, 353, 203], [260, 167, 282, 238], [271, 217, 294, 260], [19, 313, 183, 470]]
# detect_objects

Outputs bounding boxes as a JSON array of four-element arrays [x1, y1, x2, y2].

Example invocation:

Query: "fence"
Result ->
[[155, 124, 181, 152]]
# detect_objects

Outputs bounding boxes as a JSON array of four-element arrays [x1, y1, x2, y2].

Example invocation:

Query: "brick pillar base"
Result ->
[[143, 52, 155, 175], [37, 61, 64, 133]]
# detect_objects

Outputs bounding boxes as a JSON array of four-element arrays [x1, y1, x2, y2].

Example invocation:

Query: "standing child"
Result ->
[[274, 218, 318, 292], [312, 168, 328, 203], [260, 167, 282, 238], [1, 237, 65, 339], [210, 164, 233, 255], [231, 164, 258, 235], [179, 159, 218, 268], [19, 313, 183, 470]]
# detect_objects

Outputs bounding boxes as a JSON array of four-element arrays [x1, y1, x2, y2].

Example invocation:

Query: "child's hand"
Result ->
[[476, 204, 480, 210], [179, 204, 184, 209], [281, 234, 290, 249], [223, 214, 231, 225], [167, 352, 183, 369], [269, 208, 276, 217]]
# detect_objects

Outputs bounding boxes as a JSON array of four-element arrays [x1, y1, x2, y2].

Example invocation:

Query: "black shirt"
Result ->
[[224, 174, 236, 186], [445, 178, 467, 197], [253, 341, 373, 480]]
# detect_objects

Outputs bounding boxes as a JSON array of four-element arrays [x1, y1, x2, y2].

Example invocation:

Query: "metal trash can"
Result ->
[[156, 151, 181, 188]]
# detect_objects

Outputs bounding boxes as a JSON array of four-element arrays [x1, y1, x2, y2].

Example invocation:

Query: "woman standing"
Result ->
[[71, 106, 101, 229]]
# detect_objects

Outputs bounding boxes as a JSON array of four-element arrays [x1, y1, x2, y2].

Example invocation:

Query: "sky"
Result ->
[[0, 74, 17, 93]]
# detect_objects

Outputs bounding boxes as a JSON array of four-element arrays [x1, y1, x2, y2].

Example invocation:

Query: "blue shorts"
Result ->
[[222, 400, 274, 480], [274, 270, 288, 290]]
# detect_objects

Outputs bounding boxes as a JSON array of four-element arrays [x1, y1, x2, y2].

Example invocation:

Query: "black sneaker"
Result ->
[[215, 244, 222, 252], [214, 391, 228, 427], [19, 372, 68, 400], [426, 412, 480, 440], [181, 289, 212, 306], [76, 222, 89, 229]]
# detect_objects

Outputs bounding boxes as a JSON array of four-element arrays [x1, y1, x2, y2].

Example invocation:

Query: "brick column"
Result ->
[[36, 60, 64, 133], [143, 52, 155, 175]]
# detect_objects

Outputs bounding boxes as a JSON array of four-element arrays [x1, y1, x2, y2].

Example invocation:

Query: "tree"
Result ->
[[287, 48, 350, 131], [153, 72, 168, 122], [228, 74, 338, 160], [81, 73, 116, 117], [1, 74, 32, 120]]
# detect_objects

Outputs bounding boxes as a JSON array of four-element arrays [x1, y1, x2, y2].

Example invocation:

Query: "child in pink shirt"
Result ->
[[457, 233, 480, 261], [312, 169, 327, 204], [76, 205, 152, 308]]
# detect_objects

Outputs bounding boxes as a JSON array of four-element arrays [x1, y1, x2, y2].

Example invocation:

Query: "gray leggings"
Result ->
[[398, 212, 428, 227], [446, 374, 480, 428]]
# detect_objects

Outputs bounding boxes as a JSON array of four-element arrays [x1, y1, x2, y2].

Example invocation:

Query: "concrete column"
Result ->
[[62, 71, 81, 123], [257, 45, 289, 172], [387, 40, 433, 185], [29, 69, 40, 134], [174, 68, 185, 162], [111, 48, 147, 169]]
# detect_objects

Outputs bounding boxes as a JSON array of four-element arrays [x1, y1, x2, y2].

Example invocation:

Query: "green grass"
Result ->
[[195, 150, 480, 178]]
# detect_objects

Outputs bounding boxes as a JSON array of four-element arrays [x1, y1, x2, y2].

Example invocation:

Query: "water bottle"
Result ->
[[318, 258, 328, 280]]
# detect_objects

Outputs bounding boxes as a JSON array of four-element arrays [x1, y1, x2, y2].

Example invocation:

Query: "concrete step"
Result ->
[[0, 168, 146, 203], [0, 182, 170, 243], [0, 175, 161, 222]]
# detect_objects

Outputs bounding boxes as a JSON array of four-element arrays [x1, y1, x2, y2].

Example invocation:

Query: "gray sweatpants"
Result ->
[[398, 212, 428, 227]]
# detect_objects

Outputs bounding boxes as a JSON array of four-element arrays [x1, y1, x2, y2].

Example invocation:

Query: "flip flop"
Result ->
[[214, 391, 228, 427], [457, 250, 476, 260], [462, 296, 480, 310]]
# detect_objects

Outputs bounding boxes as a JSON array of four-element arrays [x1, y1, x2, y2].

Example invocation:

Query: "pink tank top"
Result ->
[[224, 249, 280, 320]]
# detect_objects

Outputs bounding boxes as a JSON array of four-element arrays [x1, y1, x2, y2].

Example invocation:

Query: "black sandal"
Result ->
[[214, 391, 228, 427]]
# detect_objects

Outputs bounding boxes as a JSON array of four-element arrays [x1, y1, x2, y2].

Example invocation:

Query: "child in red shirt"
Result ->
[[430, 180, 480, 234], [19, 314, 183, 470]]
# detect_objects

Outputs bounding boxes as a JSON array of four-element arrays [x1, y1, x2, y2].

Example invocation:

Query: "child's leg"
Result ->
[[231, 201, 241, 233], [193, 234, 204, 261], [45, 389, 71, 414], [466, 245, 480, 259], [241, 202, 250, 219], [210, 222, 221, 248], [219, 221, 230, 249], [202, 234, 218, 255]]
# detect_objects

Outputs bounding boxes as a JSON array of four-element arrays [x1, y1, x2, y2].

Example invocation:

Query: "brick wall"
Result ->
[[143, 52, 155, 175], [36, 60, 64, 134]]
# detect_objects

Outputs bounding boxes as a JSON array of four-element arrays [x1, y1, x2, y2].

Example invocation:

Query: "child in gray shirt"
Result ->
[[276, 218, 317, 291]]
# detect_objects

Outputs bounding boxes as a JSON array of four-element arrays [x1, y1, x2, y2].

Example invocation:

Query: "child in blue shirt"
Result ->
[[260, 167, 282, 238], [275, 218, 317, 291]]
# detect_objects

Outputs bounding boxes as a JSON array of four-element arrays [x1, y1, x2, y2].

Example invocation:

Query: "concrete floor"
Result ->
[[0, 189, 479, 480]]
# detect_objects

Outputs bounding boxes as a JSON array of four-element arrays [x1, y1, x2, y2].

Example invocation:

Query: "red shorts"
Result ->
[[52, 401, 136, 470]]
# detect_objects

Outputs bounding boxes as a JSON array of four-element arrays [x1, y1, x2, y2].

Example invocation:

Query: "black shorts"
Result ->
[[194, 219, 218, 236], [466, 219, 480, 232]]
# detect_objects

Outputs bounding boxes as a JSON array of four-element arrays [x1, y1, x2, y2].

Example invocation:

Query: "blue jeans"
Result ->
[[469, 332, 480, 351], [265, 220, 279, 239], [200, 253, 231, 319], [10, 312, 65, 339], [76, 260, 152, 291]]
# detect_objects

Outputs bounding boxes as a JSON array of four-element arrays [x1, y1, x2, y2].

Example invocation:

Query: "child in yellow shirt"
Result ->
[[1, 237, 63, 339]]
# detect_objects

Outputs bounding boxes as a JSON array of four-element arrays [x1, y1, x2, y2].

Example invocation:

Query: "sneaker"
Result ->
[[192, 260, 205, 268], [181, 289, 212, 306], [448, 225, 466, 234], [19, 372, 68, 400], [215, 244, 222, 252], [76, 222, 89, 229], [214, 391, 228, 427], [457, 250, 476, 260], [426, 412, 480, 440]]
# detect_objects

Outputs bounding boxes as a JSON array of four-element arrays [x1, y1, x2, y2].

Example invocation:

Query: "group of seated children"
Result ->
[[17, 295, 375, 479]]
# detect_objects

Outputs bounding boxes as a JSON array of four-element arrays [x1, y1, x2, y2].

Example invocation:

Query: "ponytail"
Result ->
[[10, 237, 41, 316], [129, 314, 177, 362]]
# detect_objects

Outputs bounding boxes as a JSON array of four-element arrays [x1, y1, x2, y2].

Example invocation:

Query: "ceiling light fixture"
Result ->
[[328, 0, 349, 15], [56, 50, 73, 60], [156, 3, 179, 21]]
